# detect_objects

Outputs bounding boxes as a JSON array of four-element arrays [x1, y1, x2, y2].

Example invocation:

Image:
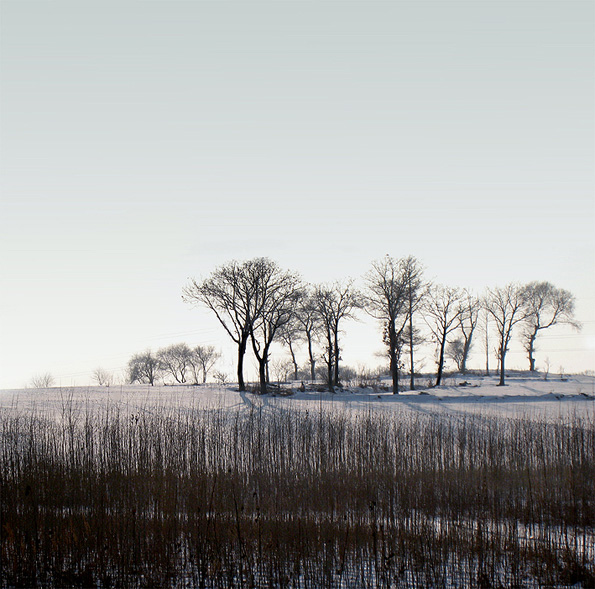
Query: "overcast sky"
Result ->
[[1, 1, 593, 388]]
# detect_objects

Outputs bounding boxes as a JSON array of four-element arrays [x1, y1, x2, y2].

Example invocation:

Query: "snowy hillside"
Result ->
[[2, 373, 593, 421]]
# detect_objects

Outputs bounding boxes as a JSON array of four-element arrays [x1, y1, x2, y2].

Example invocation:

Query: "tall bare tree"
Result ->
[[479, 309, 491, 376], [446, 339, 466, 372], [128, 350, 161, 386], [401, 256, 427, 390], [183, 259, 259, 391], [484, 284, 528, 386], [189, 345, 220, 384], [457, 290, 481, 374], [157, 343, 192, 384], [278, 315, 302, 382], [402, 323, 426, 386], [294, 288, 322, 382], [365, 256, 410, 394], [520, 281, 580, 373], [425, 285, 464, 386], [247, 259, 303, 394], [314, 281, 361, 391]]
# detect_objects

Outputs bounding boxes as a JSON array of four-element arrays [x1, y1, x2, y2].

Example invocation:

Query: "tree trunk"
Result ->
[[237, 336, 248, 391], [307, 333, 316, 382], [499, 355, 506, 386], [258, 358, 268, 394], [388, 322, 399, 394], [390, 350, 399, 395], [461, 336, 472, 375], [250, 330, 270, 394], [288, 341, 298, 381], [527, 328, 538, 372], [409, 305, 415, 391], [435, 329, 447, 386], [333, 329, 340, 388], [484, 316, 490, 377], [498, 336, 506, 386], [323, 326, 335, 392]]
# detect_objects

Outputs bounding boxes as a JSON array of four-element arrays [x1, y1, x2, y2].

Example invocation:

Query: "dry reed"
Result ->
[[1, 399, 593, 587]]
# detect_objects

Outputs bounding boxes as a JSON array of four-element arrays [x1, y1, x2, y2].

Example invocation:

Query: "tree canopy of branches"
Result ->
[[484, 283, 528, 386], [30, 373, 55, 388], [314, 281, 362, 391], [365, 256, 410, 394], [157, 343, 192, 384], [247, 259, 303, 394], [446, 339, 466, 372], [191, 345, 220, 384], [521, 281, 580, 372], [128, 351, 161, 386], [93, 367, 113, 387], [425, 285, 464, 386], [183, 259, 260, 391]]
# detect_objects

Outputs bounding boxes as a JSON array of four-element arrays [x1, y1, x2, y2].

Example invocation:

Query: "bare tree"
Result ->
[[314, 281, 362, 391], [294, 288, 323, 382], [484, 284, 528, 386], [478, 308, 491, 376], [128, 350, 161, 385], [93, 367, 113, 387], [425, 285, 464, 386], [402, 322, 426, 384], [271, 358, 294, 385], [247, 259, 303, 394], [183, 260, 259, 391], [187, 350, 202, 385], [278, 313, 302, 381], [401, 256, 427, 390], [213, 370, 228, 385], [521, 281, 580, 373], [543, 357, 551, 381], [457, 290, 481, 374], [30, 372, 55, 388], [365, 256, 410, 394], [446, 339, 465, 372], [190, 345, 220, 384], [157, 343, 192, 384]]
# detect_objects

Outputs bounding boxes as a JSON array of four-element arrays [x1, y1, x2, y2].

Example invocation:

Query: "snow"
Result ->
[[2, 373, 593, 422]]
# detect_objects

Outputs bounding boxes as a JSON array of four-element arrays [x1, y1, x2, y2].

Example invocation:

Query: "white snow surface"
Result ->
[[1, 373, 594, 421]]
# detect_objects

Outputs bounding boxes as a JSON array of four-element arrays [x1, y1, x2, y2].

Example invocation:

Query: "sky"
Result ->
[[1, 1, 594, 389]]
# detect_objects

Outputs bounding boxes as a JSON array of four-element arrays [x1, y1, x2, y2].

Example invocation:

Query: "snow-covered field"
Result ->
[[3, 372, 594, 587], [2, 373, 593, 421]]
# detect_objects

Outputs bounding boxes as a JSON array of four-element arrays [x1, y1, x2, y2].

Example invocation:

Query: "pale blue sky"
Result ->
[[1, 1, 593, 388]]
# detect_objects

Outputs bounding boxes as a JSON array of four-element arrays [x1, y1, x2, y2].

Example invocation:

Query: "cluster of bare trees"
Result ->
[[182, 259, 362, 394], [127, 344, 220, 386], [183, 256, 579, 394], [29, 373, 55, 388], [485, 281, 579, 386]]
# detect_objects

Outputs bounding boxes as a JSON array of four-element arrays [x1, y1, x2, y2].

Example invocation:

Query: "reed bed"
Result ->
[[1, 399, 594, 587]]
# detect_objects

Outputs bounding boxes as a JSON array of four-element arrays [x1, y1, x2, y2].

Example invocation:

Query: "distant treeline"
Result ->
[[172, 256, 579, 394], [128, 344, 220, 387]]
